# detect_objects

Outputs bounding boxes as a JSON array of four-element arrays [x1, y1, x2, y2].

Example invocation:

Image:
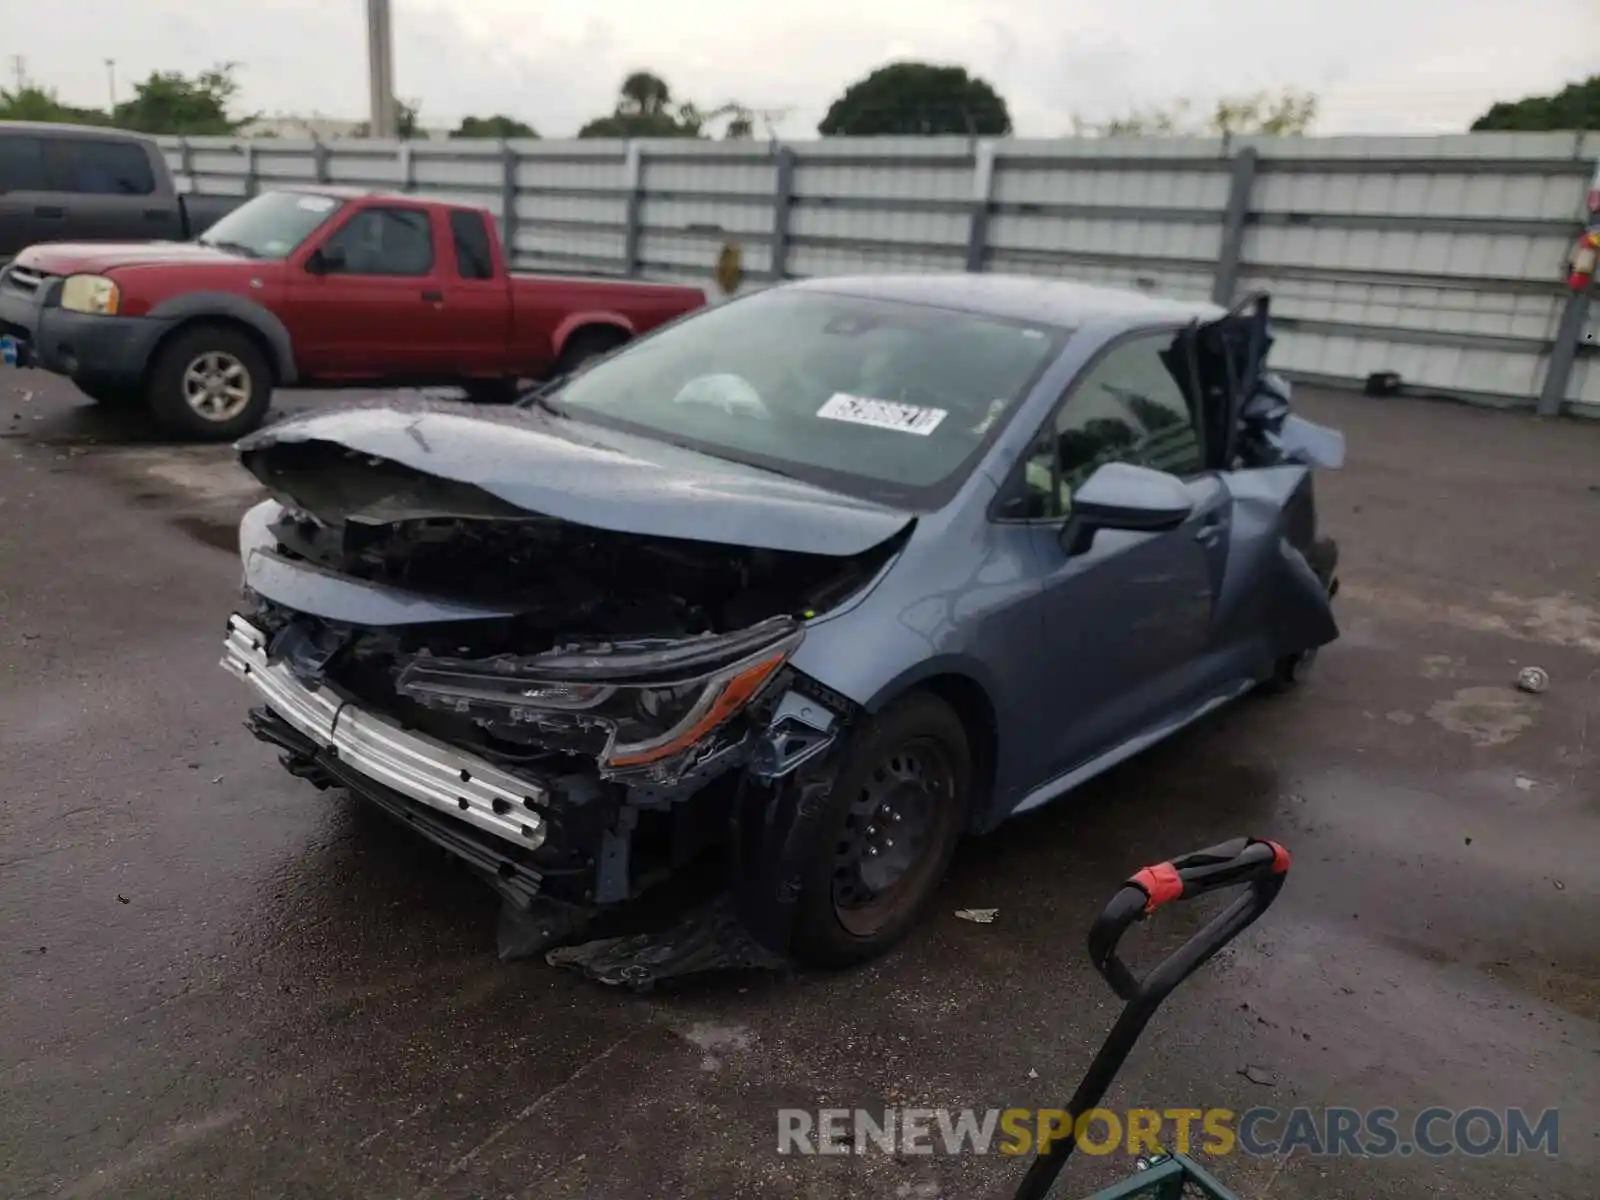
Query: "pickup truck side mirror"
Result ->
[[1060, 461, 1194, 555], [306, 246, 346, 275]]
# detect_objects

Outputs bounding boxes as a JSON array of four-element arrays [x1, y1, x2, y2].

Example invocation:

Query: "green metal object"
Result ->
[[1079, 1153, 1241, 1200]]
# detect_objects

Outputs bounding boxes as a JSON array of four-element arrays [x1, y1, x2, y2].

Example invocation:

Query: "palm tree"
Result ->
[[619, 72, 671, 117]]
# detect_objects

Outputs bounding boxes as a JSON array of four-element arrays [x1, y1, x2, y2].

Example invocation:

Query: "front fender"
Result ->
[[147, 292, 297, 383]]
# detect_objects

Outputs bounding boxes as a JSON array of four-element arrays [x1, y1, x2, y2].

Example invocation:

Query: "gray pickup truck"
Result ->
[[0, 121, 239, 265]]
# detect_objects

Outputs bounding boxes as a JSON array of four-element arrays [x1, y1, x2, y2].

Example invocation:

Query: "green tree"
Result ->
[[818, 63, 1011, 136], [451, 114, 538, 139], [619, 71, 672, 117], [577, 72, 704, 138], [0, 85, 109, 125], [1077, 88, 1318, 137], [1471, 75, 1600, 131], [112, 64, 251, 135]]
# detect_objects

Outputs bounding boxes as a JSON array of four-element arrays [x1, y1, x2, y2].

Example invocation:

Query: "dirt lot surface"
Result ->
[[2, 376, 1597, 1199]]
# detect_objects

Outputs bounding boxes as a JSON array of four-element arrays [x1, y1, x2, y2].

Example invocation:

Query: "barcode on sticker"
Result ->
[[816, 393, 948, 436]]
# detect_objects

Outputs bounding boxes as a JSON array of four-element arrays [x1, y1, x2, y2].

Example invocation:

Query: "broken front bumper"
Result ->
[[221, 615, 550, 852]]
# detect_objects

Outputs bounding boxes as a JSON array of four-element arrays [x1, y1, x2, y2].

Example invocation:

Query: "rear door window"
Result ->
[[0, 135, 47, 191], [448, 209, 495, 279], [46, 139, 156, 195]]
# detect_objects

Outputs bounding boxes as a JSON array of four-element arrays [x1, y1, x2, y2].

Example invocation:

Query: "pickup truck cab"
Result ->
[[0, 186, 707, 439]]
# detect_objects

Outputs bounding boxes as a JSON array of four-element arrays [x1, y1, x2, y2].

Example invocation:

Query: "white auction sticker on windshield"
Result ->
[[816, 393, 948, 436], [296, 196, 336, 212]]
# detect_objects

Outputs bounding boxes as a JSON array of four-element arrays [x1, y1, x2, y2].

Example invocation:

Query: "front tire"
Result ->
[[790, 692, 972, 968], [147, 325, 273, 441]]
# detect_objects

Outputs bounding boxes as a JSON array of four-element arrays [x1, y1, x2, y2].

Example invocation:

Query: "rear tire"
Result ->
[[789, 692, 972, 968], [146, 324, 274, 441], [552, 328, 628, 376], [463, 378, 521, 405]]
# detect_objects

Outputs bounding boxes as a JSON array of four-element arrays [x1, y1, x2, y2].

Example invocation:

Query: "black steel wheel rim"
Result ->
[[830, 737, 958, 937]]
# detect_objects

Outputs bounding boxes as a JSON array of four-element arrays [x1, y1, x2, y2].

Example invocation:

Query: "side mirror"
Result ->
[[1062, 462, 1193, 551], [307, 245, 345, 275]]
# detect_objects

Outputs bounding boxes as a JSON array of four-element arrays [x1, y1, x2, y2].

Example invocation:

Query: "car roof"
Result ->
[[0, 120, 156, 144], [274, 184, 488, 209], [787, 273, 1225, 329]]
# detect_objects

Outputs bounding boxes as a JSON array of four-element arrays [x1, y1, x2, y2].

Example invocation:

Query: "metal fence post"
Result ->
[[311, 137, 330, 184], [500, 139, 520, 265], [622, 141, 644, 278], [966, 139, 998, 273], [770, 145, 797, 281], [398, 142, 414, 193], [177, 137, 193, 191], [1535, 153, 1599, 417], [1212, 145, 1259, 306], [1537, 292, 1593, 417], [243, 142, 258, 197]]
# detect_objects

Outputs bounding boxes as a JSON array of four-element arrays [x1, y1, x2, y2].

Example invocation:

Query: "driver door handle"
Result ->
[[421, 289, 443, 303]]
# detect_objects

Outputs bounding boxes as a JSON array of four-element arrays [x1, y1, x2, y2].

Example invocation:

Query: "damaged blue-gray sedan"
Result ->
[[221, 275, 1342, 983]]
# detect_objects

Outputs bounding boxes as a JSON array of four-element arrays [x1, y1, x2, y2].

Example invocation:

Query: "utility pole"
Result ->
[[8, 55, 24, 92], [105, 59, 116, 109], [365, 0, 397, 138]]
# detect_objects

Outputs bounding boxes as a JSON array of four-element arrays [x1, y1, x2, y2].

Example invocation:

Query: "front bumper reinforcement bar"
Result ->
[[221, 614, 549, 853]]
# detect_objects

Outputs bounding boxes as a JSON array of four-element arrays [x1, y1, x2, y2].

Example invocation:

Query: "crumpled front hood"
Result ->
[[236, 398, 915, 558], [15, 241, 244, 275]]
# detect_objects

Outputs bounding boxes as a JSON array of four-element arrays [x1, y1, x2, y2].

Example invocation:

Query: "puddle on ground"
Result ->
[[1426, 686, 1539, 746]]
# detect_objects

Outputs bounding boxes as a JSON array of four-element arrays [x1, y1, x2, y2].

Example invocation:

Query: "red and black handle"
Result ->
[[1012, 836, 1291, 1200], [1090, 836, 1290, 1003]]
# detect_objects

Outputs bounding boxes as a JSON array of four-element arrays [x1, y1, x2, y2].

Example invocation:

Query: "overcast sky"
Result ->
[[5, 0, 1596, 138]]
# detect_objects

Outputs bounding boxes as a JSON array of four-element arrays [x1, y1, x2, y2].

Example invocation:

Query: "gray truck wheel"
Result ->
[[147, 325, 274, 441]]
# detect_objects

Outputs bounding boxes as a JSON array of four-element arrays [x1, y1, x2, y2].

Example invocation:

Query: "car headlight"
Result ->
[[395, 621, 803, 773], [59, 275, 121, 315]]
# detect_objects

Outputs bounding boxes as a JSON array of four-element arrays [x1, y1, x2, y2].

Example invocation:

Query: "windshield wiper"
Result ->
[[514, 376, 568, 417], [198, 238, 260, 259]]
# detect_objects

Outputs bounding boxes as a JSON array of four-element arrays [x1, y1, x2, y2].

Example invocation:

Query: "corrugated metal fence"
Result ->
[[159, 132, 1600, 418]]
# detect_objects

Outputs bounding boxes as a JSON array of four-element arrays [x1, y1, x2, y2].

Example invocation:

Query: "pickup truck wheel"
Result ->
[[789, 692, 972, 968], [463, 378, 520, 405], [147, 326, 273, 441], [554, 328, 628, 375]]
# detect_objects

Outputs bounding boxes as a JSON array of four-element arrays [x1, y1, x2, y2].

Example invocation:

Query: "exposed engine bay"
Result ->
[[229, 435, 895, 968]]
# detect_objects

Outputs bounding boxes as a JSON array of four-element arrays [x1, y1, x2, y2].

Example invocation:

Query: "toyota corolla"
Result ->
[[221, 274, 1342, 981]]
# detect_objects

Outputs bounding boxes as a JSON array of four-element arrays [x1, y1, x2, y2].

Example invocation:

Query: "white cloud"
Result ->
[[5, 0, 1595, 137]]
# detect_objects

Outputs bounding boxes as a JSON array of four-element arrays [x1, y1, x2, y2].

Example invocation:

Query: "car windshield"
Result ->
[[553, 288, 1069, 508], [196, 191, 345, 259]]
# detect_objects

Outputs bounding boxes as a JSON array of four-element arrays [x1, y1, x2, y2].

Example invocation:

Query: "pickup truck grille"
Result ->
[[2, 266, 53, 299]]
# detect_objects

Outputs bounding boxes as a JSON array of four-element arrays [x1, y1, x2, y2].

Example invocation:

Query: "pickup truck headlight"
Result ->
[[59, 275, 120, 315], [395, 626, 803, 772]]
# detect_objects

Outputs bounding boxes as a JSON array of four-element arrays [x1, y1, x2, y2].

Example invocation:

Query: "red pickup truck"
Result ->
[[0, 187, 706, 439]]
